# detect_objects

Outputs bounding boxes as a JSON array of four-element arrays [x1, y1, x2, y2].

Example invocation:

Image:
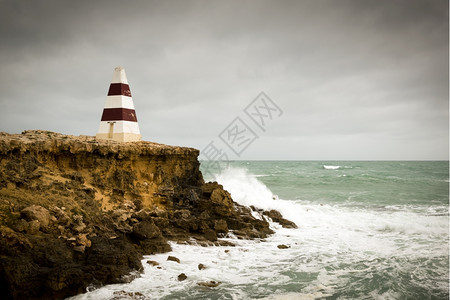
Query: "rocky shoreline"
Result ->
[[0, 130, 295, 300]]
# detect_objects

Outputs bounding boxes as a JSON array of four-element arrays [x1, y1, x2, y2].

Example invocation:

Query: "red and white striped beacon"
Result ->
[[96, 67, 142, 142]]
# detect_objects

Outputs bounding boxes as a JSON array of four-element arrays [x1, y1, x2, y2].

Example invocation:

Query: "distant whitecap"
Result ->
[[323, 165, 340, 170]]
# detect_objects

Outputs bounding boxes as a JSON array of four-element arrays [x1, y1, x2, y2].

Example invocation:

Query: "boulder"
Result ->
[[199, 220, 210, 232], [167, 256, 180, 263], [132, 220, 161, 240], [198, 263, 206, 270], [210, 189, 233, 216], [173, 209, 197, 231], [14, 219, 29, 232], [201, 182, 223, 197], [21, 205, 51, 228], [73, 223, 87, 233], [72, 214, 87, 233], [214, 219, 228, 233], [177, 273, 187, 281], [147, 260, 159, 266], [277, 244, 290, 249], [139, 238, 171, 255], [263, 210, 297, 229], [204, 229, 217, 242], [27, 220, 40, 234], [197, 281, 221, 287], [51, 206, 71, 226]]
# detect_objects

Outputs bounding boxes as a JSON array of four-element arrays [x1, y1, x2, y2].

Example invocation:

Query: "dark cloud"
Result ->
[[0, 0, 447, 159]]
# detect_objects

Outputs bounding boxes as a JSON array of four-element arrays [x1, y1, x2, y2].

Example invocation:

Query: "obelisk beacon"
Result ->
[[96, 67, 142, 142]]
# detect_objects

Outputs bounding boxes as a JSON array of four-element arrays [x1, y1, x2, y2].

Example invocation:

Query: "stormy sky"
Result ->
[[0, 0, 448, 160]]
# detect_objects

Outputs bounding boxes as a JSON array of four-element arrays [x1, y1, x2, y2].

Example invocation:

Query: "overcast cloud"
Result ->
[[0, 0, 448, 160]]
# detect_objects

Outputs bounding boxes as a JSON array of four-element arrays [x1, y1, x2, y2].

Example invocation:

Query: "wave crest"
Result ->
[[323, 165, 340, 170]]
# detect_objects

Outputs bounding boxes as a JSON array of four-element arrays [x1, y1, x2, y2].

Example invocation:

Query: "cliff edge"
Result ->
[[0, 130, 294, 299]]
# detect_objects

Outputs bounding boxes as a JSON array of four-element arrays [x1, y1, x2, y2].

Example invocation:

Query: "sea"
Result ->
[[71, 161, 449, 300]]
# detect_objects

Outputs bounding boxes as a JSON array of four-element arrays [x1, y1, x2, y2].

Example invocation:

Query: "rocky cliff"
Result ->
[[0, 130, 294, 300]]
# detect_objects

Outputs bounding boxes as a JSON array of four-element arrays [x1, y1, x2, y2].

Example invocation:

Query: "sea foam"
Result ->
[[213, 167, 304, 225], [71, 165, 449, 300]]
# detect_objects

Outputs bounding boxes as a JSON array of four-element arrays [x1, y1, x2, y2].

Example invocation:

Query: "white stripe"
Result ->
[[97, 121, 140, 134], [111, 67, 129, 84], [103, 95, 135, 109]]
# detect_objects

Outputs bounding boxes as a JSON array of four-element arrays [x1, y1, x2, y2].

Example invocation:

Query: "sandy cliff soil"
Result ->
[[0, 130, 295, 299]]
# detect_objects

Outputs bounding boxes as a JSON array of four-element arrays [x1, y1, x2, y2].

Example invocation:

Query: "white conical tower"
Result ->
[[96, 67, 142, 142]]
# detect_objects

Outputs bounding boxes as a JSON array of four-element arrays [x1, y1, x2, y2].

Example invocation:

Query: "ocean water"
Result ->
[[71, 161, 449, 299]]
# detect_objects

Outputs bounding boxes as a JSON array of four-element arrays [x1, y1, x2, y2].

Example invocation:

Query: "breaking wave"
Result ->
[[71, 165, 449, 300], [323, 165, 340, 170]]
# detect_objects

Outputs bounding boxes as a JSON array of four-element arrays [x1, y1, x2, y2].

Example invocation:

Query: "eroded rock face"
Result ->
[[0, 130, 293, 300]]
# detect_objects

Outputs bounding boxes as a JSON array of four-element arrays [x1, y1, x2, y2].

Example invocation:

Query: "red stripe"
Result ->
[[101, 108, 138, 122], [108, 83, 132, 97]]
